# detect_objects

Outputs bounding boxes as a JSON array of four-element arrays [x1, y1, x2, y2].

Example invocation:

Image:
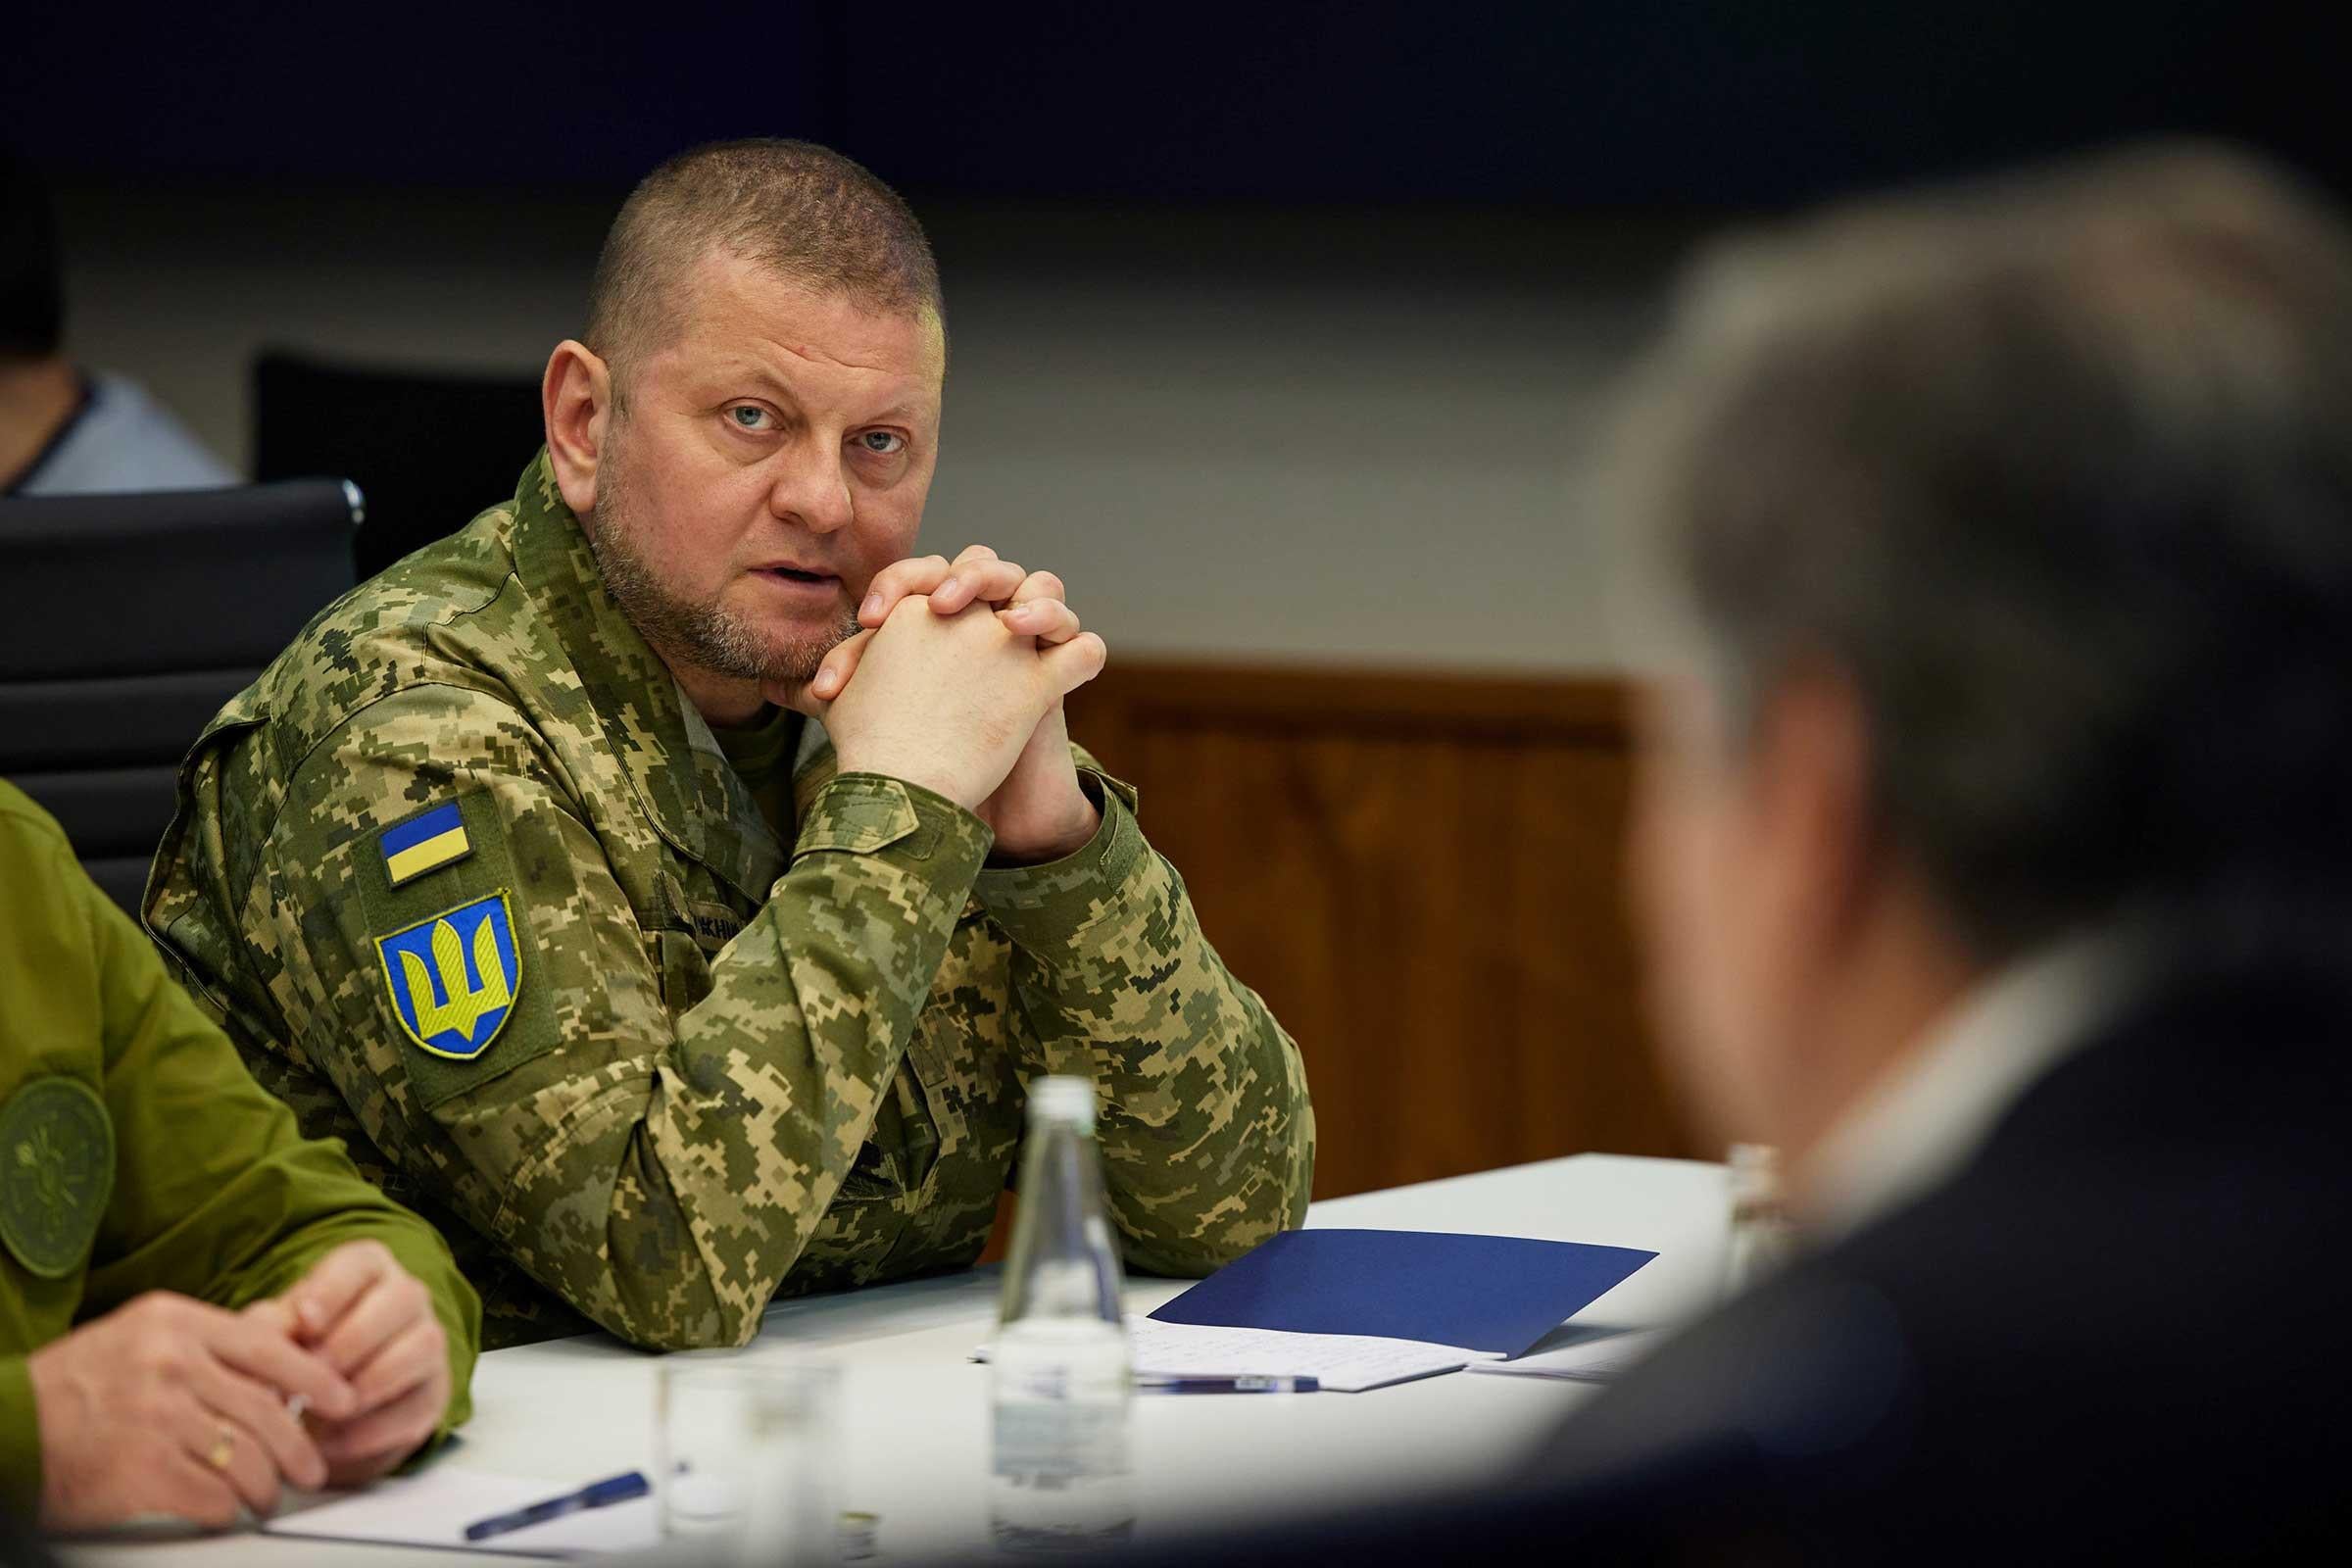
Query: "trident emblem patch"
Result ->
[[374, 892, 522, 1058]]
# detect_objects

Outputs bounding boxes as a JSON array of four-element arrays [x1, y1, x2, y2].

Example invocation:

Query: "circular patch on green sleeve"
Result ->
[[0, 1076, 116, 1280]]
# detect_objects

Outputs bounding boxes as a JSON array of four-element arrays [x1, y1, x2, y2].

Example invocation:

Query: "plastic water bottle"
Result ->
[[990, 1076, 1138, 1550]]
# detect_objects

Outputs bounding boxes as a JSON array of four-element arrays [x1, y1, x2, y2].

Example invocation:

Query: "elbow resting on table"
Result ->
[[1118, 1163, 1316, 1278], [579, 1207, 785, 1353], [1120, 1205, 1297, 1278], [587, 1284, 766, 1353]]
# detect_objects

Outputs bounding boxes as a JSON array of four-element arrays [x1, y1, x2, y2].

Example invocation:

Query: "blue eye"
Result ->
[[728, 406, 770, 430], [858, 430, 906, 456]]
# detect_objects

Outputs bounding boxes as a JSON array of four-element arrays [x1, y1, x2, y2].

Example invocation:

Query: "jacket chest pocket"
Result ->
[[904, 919, 1016, 1157], [649, 871, 750, 1015], [653, 930, 716, 1014], [899, 1012, 969, 1158]]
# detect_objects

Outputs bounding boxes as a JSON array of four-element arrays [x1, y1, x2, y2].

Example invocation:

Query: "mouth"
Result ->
[[752, 564, 839, 588]]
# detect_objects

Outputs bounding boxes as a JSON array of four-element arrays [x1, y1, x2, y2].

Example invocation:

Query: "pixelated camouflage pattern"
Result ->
[[144, 452, 1314, 1350]]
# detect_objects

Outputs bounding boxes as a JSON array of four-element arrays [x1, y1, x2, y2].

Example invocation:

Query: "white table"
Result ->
[[61, 1153, 1728, 1565]]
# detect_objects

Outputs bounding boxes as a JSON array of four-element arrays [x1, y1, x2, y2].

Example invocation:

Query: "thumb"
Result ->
[[766, 627, 873, 716], [1037, 632, 1108, 698], [766, 678, 833, 720]]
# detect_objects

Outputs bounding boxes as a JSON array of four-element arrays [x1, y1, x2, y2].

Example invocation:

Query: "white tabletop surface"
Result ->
[[58, 1153, 1729, 1565]]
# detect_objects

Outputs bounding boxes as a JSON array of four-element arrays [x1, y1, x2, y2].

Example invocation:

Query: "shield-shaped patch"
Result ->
[[375, 891, 522, 1059]]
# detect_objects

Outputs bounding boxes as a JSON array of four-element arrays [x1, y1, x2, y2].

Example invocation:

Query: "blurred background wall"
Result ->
[[50, 185, 1663, 669], [4, 0, 2324, 1196]]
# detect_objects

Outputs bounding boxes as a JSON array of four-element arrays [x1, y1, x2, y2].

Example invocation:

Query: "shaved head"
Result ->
[[586, 138, 943, 399]]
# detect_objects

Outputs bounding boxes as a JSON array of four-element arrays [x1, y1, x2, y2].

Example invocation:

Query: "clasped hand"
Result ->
[[763, 545, 1109, 861], [26, 1240, 451, 1529]]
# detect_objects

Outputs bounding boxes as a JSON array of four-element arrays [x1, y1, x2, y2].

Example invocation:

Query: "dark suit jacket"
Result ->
[[1084, 954, 2352, 1564]]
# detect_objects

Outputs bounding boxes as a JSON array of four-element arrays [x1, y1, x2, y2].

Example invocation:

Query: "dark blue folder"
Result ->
[[1146, 1229, 1657, 1357]]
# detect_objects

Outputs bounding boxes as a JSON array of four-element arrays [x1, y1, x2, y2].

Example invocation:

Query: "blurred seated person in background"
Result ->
[[145, 138, 1314, 1352], [1107, 142, 2352, 1563], [0, 153, 235, 497], [0, 781, 476, 1533]]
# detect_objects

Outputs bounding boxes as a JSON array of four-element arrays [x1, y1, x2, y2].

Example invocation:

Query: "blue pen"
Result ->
[[1136, 1374, 1319, 1395], [463, 1470, 651, 1542]]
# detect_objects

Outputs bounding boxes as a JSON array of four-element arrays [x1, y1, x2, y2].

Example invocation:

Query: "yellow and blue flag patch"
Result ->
[[380, 802, 471, 888], [376, 892, 521, 1059]]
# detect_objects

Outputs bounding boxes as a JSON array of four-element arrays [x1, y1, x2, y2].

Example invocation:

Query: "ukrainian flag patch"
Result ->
[[375, 892, 521, 1059], [380, 802, 471, 888]]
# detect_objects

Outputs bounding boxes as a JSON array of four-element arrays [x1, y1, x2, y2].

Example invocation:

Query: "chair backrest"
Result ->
[[0, 480, 360, 914], [253, 350, 542, 579]]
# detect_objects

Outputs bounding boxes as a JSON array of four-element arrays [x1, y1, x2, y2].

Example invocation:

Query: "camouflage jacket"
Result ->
[[145, 454, 1315, 1351]]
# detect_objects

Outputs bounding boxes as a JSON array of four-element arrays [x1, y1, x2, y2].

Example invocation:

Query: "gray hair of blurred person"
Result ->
[[1609, 142, 2352, 967]]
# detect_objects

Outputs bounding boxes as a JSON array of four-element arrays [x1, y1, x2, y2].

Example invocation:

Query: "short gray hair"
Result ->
[[1613, 142, 2352, 961], [587, 138, 943, 392]]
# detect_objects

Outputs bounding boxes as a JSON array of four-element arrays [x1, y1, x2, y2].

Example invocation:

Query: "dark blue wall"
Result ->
[[4, 1, 2323, 206]]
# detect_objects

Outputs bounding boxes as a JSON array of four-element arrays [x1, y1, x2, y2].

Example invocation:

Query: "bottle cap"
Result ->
[[1027, 1075, 1096, 1131]]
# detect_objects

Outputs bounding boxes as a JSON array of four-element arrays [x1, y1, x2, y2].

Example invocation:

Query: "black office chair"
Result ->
[[253, 349, 544, 579], [0, 480, 361, 914]]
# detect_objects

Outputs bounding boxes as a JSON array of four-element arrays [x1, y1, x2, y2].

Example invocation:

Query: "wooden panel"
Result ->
[[1065, 662, 1695, 1201]]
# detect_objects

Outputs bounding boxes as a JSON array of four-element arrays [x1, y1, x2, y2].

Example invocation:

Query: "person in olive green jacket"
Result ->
[[0, 781, 478, 1532]]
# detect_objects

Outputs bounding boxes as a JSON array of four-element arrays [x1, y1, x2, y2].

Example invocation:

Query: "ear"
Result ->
[[1750, 660, 1880, 957], [542, 340, 612, 519]]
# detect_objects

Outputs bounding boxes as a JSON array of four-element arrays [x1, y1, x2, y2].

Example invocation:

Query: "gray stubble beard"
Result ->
[[587, 449, 861, 687]]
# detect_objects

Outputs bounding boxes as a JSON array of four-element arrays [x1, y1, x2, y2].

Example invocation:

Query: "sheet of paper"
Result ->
[[261, 1465, 661, 1557], [975, 1317, 1498, 1392], [1467, 1325, 1674, 1384]]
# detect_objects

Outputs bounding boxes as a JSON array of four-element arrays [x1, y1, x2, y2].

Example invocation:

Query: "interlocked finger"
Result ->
[[318, 1366, 444, 1475], [315, 1275, 419, 1384], [931, 555, 1028, 615], [1037, 632, 1110, 697], [999, 569, 1077, 642], [1007, 569, 1066, 607], [857, 554, 955, 625], [206, 1310, 354, 1420], [999, 598, 1083, 644], [346, 1315, 442, 1414]]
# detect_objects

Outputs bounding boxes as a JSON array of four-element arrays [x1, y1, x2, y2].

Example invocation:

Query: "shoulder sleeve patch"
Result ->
[[379, 800, 472, 887], [352, 791, 561, 1109], [0, 1075, 116, 1280], [375, 890, 521, 1059]]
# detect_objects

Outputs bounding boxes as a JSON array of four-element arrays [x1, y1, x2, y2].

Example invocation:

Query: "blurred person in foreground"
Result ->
[[0, 781, 476, 1533], [0, 154, 235, 496], [1091, 142, 2352, 1562], [146, 138, 1314, 1352]]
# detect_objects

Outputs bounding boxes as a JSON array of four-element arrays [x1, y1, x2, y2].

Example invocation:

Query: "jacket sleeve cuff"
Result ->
[[1, 1354, 42, 1519], [792, 771, 994, 898], [790, 780, 992, 926], [972, 768, 1147, 951]]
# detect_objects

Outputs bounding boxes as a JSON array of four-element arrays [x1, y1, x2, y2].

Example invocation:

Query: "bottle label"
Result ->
[[993, 1398, 1131, 1482]]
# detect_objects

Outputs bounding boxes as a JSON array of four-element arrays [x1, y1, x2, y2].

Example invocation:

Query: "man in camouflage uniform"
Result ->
[[144, 140, 1315, 1351]]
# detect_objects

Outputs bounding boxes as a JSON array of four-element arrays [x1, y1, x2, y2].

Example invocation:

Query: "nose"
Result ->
[[765, 443, 855, 535]]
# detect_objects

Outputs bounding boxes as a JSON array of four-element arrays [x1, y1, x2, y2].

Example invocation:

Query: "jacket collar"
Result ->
[[507, 451, 786, 904], [1803, 926, 2146, 1248]]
